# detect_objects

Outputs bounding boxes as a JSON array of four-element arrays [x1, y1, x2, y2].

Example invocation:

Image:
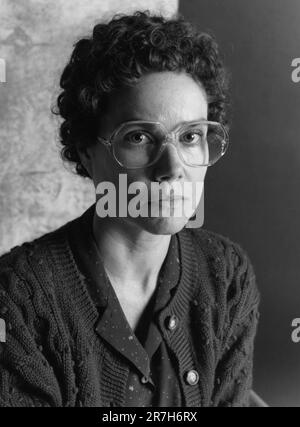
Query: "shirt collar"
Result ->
[[70, 202, 181, 314]]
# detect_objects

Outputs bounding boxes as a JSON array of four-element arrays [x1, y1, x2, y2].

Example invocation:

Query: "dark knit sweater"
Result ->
[[0, 206, 260, 407]]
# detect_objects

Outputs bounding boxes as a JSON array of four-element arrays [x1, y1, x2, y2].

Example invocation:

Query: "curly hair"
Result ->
[[52, 10, 230, 178]]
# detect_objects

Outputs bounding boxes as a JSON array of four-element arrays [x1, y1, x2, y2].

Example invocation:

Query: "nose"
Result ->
[[153, 141, 184, 182]]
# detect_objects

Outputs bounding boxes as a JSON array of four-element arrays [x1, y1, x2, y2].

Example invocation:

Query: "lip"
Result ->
[[160, 197, 184, 201]]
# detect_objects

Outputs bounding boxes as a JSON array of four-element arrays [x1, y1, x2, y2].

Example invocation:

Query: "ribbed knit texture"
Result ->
[[0, 210, 260, 407]]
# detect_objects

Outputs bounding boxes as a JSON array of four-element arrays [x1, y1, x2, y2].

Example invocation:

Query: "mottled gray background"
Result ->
[[0, 0, 178, 254]]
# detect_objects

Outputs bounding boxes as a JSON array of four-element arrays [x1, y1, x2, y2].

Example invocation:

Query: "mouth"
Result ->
[[161, 197, 184, 201]]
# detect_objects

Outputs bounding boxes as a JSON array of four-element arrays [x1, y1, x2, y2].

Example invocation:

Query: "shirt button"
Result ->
[[166, 315, 178, 331], [185, 370, 199, 385], [141, 375, 149, 384]]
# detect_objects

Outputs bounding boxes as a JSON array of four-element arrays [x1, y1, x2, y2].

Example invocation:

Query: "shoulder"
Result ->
[[0, 204, 90, 281], [187, 226, 257, 277], [185, 226, 260, 317], [0, 218, 72, 303], [0, 218, 78, 363], [187, 226, 252, 262]]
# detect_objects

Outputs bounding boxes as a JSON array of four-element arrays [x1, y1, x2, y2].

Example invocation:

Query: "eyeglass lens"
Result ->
[[112, 122, 226, 168]]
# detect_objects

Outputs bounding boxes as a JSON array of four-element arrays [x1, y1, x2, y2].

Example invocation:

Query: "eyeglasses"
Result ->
[[97, 120, 229, 169]]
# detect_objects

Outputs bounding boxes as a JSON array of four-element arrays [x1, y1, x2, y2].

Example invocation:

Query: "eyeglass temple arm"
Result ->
[[97, 136, 111, 146]]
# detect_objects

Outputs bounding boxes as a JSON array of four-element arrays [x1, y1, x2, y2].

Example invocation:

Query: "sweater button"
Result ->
[[141, 375, 149, 384], [185, 370, 199, 385], [166, 315, 178, 331]]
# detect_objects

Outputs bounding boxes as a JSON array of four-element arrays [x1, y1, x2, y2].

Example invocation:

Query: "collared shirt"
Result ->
[[67, 205, 184, 407]]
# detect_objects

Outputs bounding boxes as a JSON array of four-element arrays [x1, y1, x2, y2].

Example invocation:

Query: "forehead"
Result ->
[[102, 71, 208, 129]]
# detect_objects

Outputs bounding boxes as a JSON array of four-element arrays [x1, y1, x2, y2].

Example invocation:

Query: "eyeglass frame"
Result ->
[[97, 119, 229, 170]]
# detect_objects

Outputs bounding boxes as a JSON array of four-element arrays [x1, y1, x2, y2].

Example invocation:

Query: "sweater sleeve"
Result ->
[[0, 260, 63, 407], [212, 241, 260, 407]]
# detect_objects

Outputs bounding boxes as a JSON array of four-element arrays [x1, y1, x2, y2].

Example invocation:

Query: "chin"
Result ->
[[134, 215, 189, 235]]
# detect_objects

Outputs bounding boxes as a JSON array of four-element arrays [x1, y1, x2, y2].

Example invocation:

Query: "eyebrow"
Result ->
[[118, 117, 208, 126]]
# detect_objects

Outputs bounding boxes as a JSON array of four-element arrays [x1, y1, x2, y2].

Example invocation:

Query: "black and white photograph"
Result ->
[[0, 0, 299, 409]]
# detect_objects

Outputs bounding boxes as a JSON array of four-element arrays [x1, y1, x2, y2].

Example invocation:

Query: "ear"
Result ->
[[77, 145, 93, 178]]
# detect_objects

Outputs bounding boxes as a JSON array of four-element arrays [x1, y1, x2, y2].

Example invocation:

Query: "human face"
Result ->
[[83, 71, 208, 235]]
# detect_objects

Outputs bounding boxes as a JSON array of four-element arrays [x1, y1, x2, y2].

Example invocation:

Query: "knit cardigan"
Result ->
[[0, 212, 260, 407]]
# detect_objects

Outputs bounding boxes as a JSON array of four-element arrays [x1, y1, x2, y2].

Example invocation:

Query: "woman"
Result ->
[[0, 11, 260, 407]]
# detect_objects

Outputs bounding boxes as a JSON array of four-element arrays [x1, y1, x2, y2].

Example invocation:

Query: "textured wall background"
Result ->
[[0, 0, 178, 255]]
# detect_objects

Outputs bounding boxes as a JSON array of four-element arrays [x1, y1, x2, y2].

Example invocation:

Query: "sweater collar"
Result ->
[[66, 202, 199, 324], [31, 202, 203, 406], [67, 202, 181, 313]]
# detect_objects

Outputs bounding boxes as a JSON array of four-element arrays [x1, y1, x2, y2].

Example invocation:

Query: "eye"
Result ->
[[124, 131, 154, 145], [181, 130, 204, 144]]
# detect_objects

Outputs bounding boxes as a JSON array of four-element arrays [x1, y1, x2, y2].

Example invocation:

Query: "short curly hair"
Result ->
[[52, 10, 230, 179]]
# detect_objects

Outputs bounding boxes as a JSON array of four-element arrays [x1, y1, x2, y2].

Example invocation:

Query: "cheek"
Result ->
[[193, 167, 207, 182], [185, 166, 207, 186], [91, 148, 121, 184], [187, 168, 207, 203]]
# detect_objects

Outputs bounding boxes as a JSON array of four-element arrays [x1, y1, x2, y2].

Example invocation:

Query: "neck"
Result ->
[[92, 214, 172, 296]]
